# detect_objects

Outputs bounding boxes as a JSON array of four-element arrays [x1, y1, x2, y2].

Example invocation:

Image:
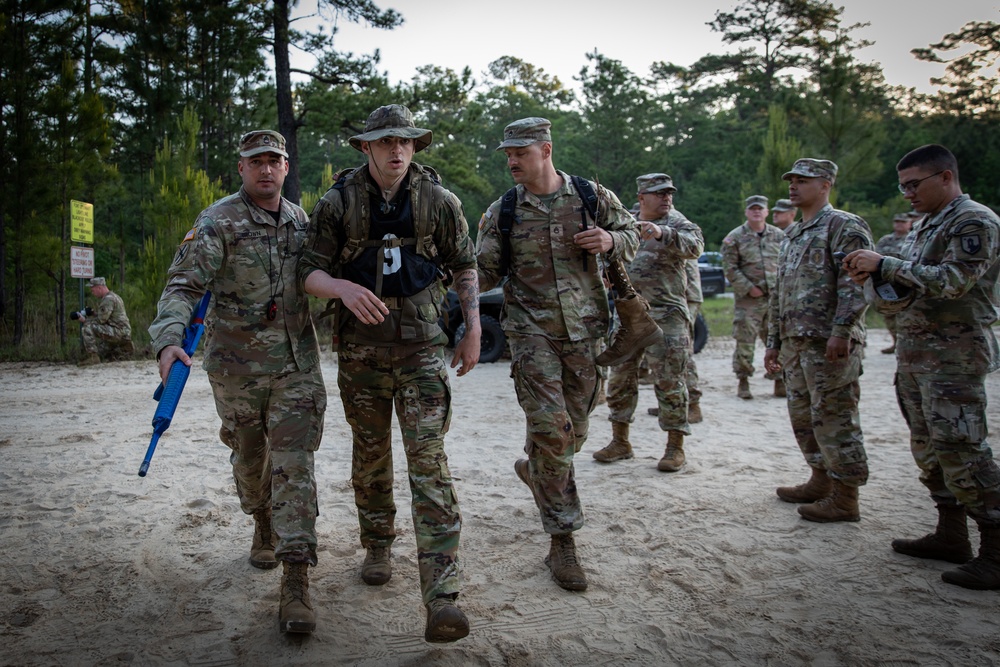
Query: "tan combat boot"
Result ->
[[776, 467, 832, 504], [593, 422, 633, 462], [797, 480, 860, 523], [687, 402, 703, 424], [941, 525, 1000, 590], [78, 352, 101, 367], [249, 507, 278, 570], [737, 377, 752, 399], [595, 295, 662, 367], [892, 505, 973, 564], [546, 533, 588, 591], [773, 378, 786, 398], [279, 562, 316, 634], [657, 431, 686, 472], [424, 595, 470, 643], [361, 546, 392, 585]]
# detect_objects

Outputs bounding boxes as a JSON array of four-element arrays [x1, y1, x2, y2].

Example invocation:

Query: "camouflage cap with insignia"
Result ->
[[239, 130, 288, 158], [782, 158, 838, 183], [496, 117, 552, 151], [745, 194, 769, 208], [87, 277, 106, 287], [350, 105, 432, 153], [772, 198, 795, 212], [636, 173, 676, 194]]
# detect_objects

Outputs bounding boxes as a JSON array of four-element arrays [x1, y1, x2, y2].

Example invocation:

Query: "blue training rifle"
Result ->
[[138, 291, 212, 477]]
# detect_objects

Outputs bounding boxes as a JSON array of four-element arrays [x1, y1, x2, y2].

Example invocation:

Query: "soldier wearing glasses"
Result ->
[[845, 144, 1000, 590]]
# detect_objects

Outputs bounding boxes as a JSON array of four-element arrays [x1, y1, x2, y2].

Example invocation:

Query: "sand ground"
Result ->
[[1, 329, 999, 666]]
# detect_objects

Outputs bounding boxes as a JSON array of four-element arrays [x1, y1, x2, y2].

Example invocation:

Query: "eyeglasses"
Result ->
[[898, 171, 943, 195], [642, 191, 673, 199]]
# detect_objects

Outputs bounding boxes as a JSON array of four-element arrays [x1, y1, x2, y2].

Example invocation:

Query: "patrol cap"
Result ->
[[893, 213, 912, 223], [772, 199, 795, 212], [636, 173, 676, 194], [496, 117, 552, 151], [239, 130, 288, 158], [629, 202, 640, 216], [745, 195, 769, 208], [87, 277, 106, 287], [782, 158, 838, 183], [349, 105, 433, 153]]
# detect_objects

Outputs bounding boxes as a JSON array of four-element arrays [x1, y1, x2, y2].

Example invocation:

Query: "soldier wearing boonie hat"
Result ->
[[349, 104, 433, 153], [771, 199, 797, 232], [721, 193, 784, 399], [765, 156, 873, 523]]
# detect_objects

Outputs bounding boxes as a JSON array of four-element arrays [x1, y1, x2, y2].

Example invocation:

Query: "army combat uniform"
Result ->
[[81, 289, 133, 359], [873, 225, 910, 349], [149, 186, 326, 566], [683, 257, 704, 411], [299, 161, 476, 606]]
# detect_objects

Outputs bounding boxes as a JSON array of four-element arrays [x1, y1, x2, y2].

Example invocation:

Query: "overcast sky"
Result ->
[[293, 0, 999, 95]]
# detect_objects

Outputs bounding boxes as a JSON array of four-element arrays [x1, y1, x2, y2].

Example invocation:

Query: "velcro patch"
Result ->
[[960, 234, 983, 255], [181, 227, 197, 243]]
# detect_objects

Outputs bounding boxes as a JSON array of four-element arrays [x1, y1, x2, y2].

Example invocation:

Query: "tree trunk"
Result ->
[[272, 0, 300, 205]]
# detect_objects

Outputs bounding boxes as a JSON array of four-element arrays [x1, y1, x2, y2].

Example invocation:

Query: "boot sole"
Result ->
[[250, 556, 280, 570], [798, 512, 860, 523], [425, 610, 470, 643], [941, 572, 1000, 590], [281, 619, 316, 634], [593, 453, 634, 463], [891, 542, 973, 564]]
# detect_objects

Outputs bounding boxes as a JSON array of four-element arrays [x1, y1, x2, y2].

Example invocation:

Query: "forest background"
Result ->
[[2, 0, 998, 360]]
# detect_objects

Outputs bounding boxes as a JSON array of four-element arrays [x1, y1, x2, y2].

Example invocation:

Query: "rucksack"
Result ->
[[497, 174, 599, 276]]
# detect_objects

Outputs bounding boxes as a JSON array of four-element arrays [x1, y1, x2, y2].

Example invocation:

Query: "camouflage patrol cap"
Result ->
[[350, 105, 432, 153], [636, 173, 676, 194], [87, 277, 106, 287], [772, 199, 795, 212], [893, 213, 912, 223], [239, 130, 288, 158], [907, 210, 922, 219], [782, 158, 838, 183], [745, 195, 769, 208], [496, 117, 552, 150]]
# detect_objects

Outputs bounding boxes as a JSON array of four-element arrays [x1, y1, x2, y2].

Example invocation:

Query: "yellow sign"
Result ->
[[71, 200, 94, 244]]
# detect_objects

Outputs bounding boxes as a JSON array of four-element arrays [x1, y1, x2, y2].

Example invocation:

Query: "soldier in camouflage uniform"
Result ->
[[595, 174, 703, 471], [299, 105, 479, 642], [845, 144, 1000, 590], [722, 195, 786, 399], [763, 158, 873, 523], [771, 199, 797, 232], [683, 257, 704, 422], [476, 117, 640, 592], [148, 130, 325, 634], [77, 276, 133, 364], [873, 213, 913, 354]]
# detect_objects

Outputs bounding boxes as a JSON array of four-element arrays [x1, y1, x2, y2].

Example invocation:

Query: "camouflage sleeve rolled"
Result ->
[[433, 188, 477, 273], [475, 199, 504, 292], [299, 190, 345, 286], [594, 183, 639, 263]]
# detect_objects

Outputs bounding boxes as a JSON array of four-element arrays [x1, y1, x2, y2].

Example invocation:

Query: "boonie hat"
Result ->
[[745, 195, 768, 208], [239, 130, 288, 158], [636, 173, 676, 194], [349, 105, 432, 153], [772, 199, 795, 212], [782, 158, 838, 183], [496, 117, 552, 151], [88, 277, 106, 287]]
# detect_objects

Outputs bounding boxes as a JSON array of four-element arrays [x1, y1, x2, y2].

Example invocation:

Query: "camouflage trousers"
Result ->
[[338, 340, 461, 605], [895, 371, 1000, 527], [781, 336, 868, 486], [81, 322, 132, 359], [509, 334, 601, 536], [686, 302, 702, 405], [732, 296, 771, 379], [608, 309, 690, 434], [208, 366, 327, 565]]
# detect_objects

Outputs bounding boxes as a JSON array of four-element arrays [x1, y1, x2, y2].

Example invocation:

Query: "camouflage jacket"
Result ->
[[721, 221, 784, 301], [96, 291, 131, 337], [630, 208, 704, 322], [871, 194, 1000, 374], [148, 187, 319, 375], [874, 232, 909, 259], [685, 259, 703, 305], [476, 171, 639, 341], [767, 204, 873, 348]]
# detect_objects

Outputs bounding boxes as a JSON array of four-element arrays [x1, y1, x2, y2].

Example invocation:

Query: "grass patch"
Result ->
[[700, 294, 887, 341]]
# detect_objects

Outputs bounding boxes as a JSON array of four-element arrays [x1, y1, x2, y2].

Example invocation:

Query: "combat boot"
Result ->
[[773, 378, 786, 398], [892, 505, 973, 564], [776, 467, 832, 504], [687, 402, 703, 424], [279, 562, 316, 634], [361, 546, 392, 585], [249, 507, 278, 570], [424, 595, 470, 643], [78, 352, 101, 367], [593, 422, 633, 463], [737, 377, 752, 399], [657, 431, 686, 472], [797, 480, 860, 523], [546, 533, 588, 591], [595, 295, 662, 367], [941, 525, 1000, 590]]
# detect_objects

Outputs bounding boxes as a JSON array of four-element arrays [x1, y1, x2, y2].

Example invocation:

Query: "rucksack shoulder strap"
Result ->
[[498, 186, 518, 277], [570, 175, 599, 222]]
